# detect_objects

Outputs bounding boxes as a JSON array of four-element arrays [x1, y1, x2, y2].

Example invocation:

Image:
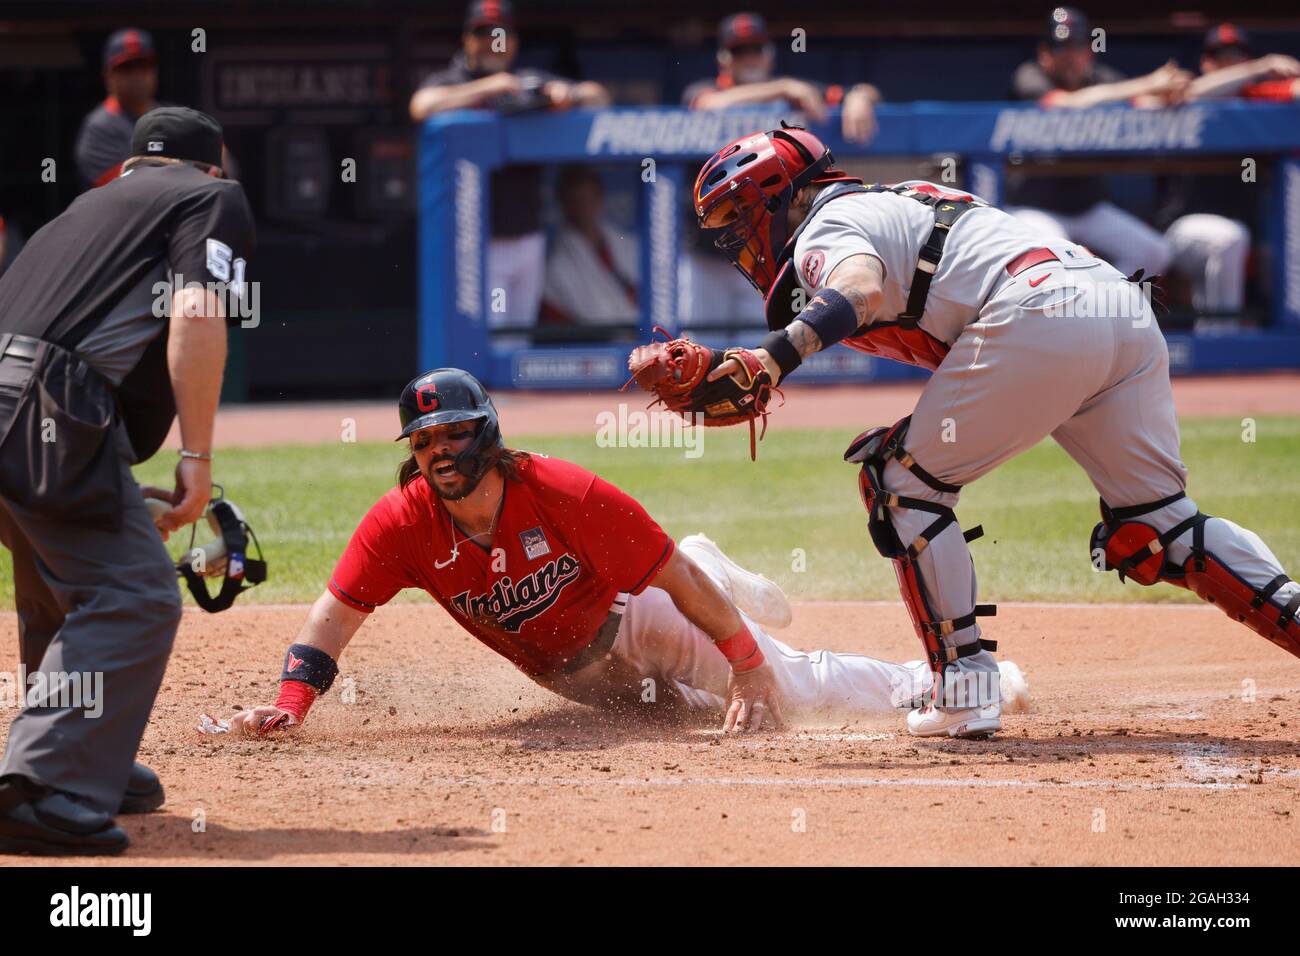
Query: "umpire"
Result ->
[[0, 107, 253, 855]]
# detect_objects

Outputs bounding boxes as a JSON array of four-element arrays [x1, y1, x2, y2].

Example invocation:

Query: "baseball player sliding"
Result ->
[[219, 369, 1026, 737], [627, 125, 1300, 739]]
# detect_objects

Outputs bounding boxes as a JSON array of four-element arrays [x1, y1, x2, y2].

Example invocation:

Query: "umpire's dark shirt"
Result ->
[[0, 160, 255, 459], [418, 54, 559, 238], [1004, 60, 1126, 215]]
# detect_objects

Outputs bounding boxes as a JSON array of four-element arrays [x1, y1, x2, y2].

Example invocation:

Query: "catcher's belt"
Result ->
[[765, 182, 989, 371], [1091, 491, 1300, 659]]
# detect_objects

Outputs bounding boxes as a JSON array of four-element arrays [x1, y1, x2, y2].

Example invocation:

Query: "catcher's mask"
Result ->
[[396, 367, 503, 482], [175, 488, 267, 613], [694, 124, 855, 294]]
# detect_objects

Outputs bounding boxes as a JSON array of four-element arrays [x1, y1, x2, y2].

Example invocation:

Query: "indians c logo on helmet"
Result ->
[[801, 251, 825, 288], [416, 384, 440, 412]]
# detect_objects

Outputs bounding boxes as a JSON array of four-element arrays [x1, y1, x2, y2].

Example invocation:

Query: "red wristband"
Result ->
[[715, 623, 765, 673], [274, 680, 318, 724]]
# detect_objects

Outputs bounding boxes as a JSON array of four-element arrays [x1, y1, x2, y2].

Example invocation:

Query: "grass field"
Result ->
[[2, 415, 1298, 608]]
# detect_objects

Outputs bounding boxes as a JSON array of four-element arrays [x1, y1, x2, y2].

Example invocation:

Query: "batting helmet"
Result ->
[[694, 125, 854, 294], [396, 368, 504, 480]]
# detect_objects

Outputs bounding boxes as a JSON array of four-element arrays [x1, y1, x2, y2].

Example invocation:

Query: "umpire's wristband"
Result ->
[[759, 330, 802, 383], [279, 643, 339, 694]]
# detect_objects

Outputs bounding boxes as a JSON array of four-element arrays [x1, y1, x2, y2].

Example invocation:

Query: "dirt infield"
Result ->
[[3, 372, 1295, 866], [2, 599, 1296, 866], [175, 373, 1300, 447]]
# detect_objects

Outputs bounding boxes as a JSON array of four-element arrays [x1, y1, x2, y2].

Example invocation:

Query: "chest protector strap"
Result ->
[[765, 183, 987, 372]]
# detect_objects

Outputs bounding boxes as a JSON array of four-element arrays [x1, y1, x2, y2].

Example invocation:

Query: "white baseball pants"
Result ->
[[540, 555, 929, 718], [1164, 213, 1251, 312], [876, 246, 1299, 689], [487, 231, 546, 347]]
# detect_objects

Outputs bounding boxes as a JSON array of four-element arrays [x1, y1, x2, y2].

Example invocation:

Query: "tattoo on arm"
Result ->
[[829, 255, 884, 328], [784, 320, 823, 359], [839, 286, 873, 327]]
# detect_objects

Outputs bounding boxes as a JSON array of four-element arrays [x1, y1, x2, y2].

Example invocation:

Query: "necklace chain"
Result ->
[[439, 496, 503, 568]]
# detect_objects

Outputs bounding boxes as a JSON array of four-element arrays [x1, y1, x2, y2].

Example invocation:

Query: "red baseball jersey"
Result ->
[[328, 454, 675, 675], [1241, 78, 1299, 102]]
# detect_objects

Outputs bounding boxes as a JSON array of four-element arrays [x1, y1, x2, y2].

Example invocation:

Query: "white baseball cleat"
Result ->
[[906, 661, 1030, 738], [678, 533, 793, 629], [907, 702, 1002, 739]]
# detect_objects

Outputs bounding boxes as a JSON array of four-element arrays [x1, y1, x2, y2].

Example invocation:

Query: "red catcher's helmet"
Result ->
[[694, 126, 849, 294]]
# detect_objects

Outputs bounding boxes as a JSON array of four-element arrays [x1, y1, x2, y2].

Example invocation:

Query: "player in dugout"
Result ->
[[1003, 6, 1191, 279], [215, 369, 1027, 738], [408, 0, 611, 346], [1155, 24, 1300, 317], [682, 11, 882, 144]]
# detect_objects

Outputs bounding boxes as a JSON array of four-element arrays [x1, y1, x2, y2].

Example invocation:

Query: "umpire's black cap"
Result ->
[[396, 368, 499, 440], [130, 106, 224, 169]]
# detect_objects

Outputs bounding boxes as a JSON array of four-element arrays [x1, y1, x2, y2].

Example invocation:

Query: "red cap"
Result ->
[[103, 28, 157, 69], [1204, 23, 1251, 56]]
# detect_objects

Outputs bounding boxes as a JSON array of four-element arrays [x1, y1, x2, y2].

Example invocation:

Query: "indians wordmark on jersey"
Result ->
[[449, 553, 582, 632]]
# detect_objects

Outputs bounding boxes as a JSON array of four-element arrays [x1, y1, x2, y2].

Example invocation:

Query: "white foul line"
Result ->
[[381, 775, 1241, 792]]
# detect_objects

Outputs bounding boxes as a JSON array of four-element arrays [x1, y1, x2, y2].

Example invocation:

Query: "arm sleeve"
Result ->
[[328, 498, 415, 613], [168, 185, 256, 289], [793, 212, 883, 296], [1241, 79, 1300, 101], [578, 476, 674, 595], [74, 114, 124, 189]]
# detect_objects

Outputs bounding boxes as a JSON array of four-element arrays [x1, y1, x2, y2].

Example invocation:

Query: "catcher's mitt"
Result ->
[[624, 328, 781, 459]]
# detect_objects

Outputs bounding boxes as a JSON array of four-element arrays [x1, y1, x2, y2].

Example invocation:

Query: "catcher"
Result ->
[[628, 125, 1300, 739], [219, 368, 1027, 737]]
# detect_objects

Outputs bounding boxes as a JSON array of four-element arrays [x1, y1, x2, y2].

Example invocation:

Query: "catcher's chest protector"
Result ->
[[840, 323, 950, 371], [767, 183, 985, 372]]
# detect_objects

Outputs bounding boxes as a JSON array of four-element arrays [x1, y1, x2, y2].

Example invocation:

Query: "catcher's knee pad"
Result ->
[[1091, 492, 1300, 659], [844, 417, 996, 673]]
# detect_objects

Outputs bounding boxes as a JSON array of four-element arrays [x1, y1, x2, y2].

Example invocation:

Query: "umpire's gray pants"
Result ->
[[0, 367, 180, 815]]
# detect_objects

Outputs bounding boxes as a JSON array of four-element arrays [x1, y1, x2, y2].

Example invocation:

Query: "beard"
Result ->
[[423, 457, 484, 501], [733, 64, 771, 85]]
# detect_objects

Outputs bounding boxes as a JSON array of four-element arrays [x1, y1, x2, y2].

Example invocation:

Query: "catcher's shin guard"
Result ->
[[845, 418, 996, 676], [1091, 492, 1300, 659]]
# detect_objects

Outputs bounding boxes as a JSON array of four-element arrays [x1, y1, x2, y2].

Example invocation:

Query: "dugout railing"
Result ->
[[417, 102, 1300, 389]]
